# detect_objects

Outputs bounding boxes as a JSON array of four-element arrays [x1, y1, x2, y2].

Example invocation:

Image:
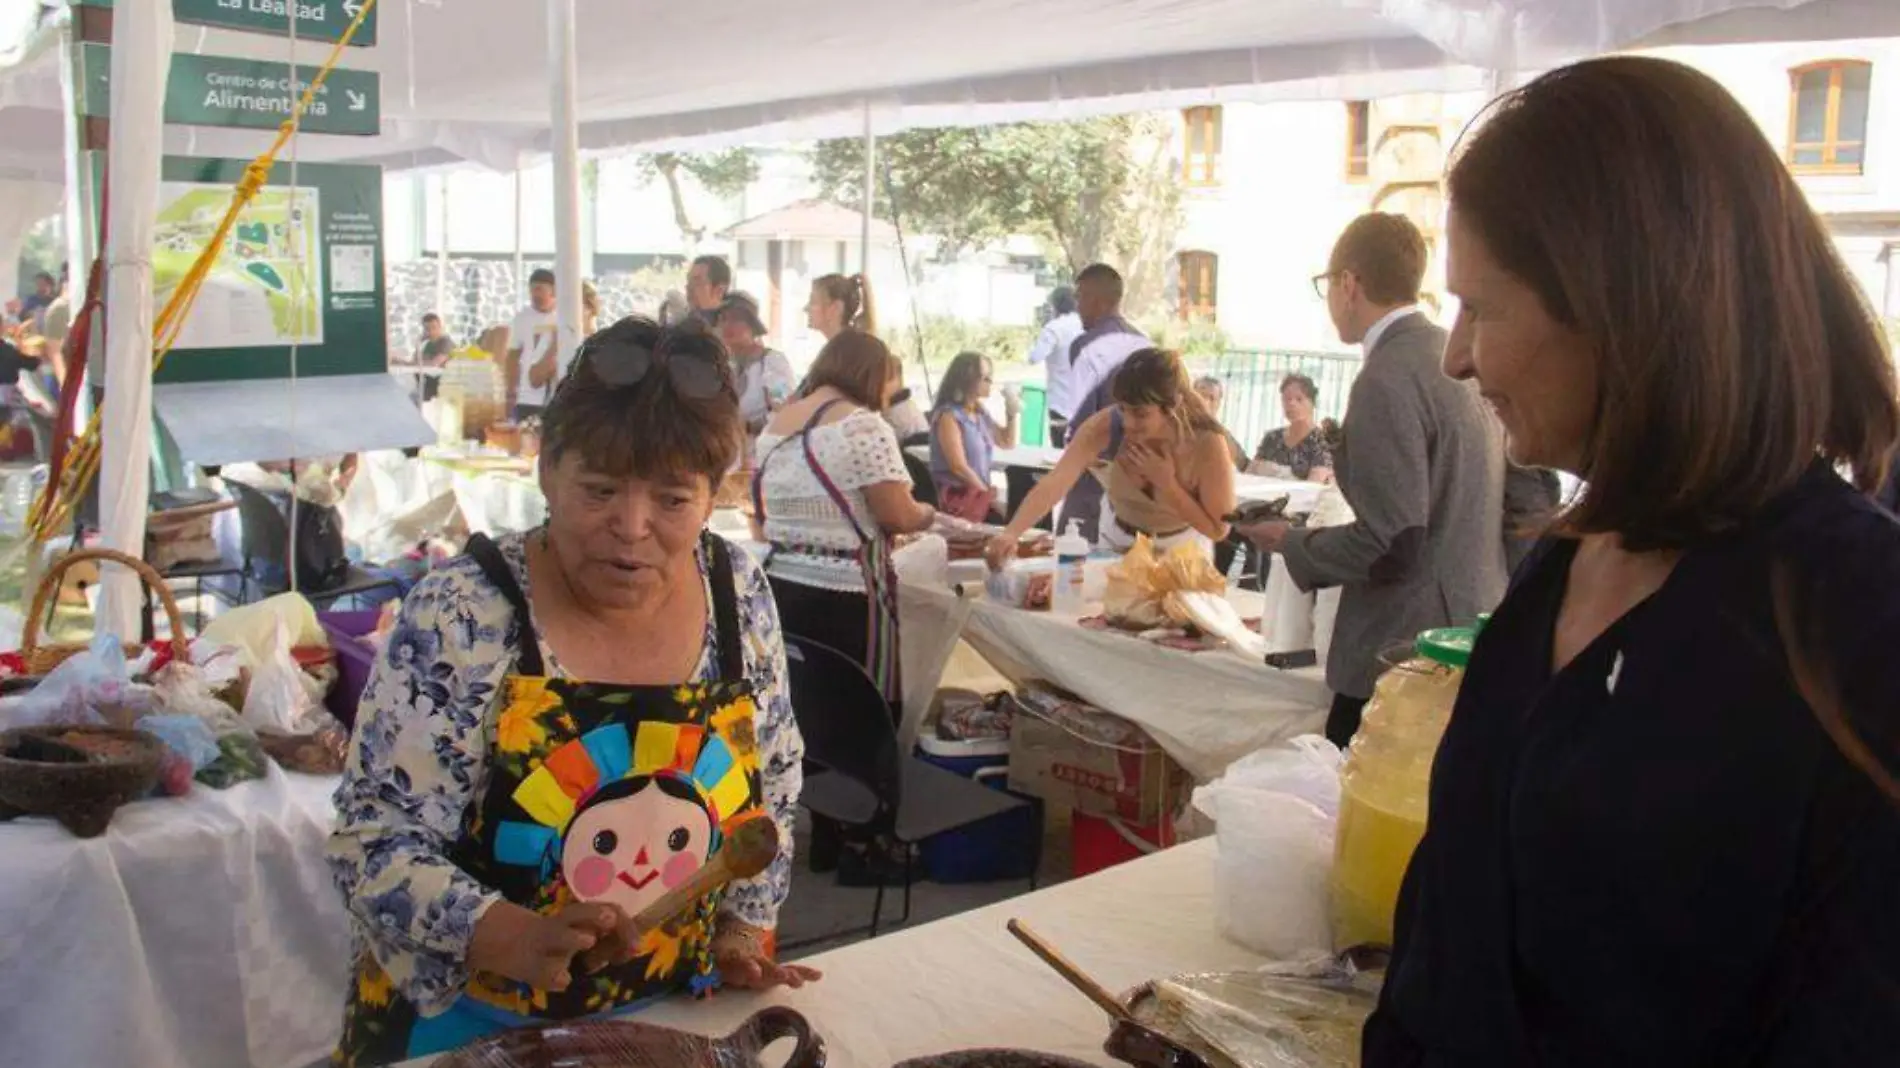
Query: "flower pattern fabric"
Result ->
[[327, 531, 803, 1016]]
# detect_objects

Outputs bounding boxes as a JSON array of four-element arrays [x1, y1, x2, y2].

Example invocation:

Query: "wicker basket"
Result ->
[[21, 547, 190, 676], [0, 726, 165, 837]]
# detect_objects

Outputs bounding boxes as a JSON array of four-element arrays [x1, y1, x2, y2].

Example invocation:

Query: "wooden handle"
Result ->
[[1007, 919, 1133, 1022], [22, 547, 189, 661], [628, 815, 780, 934]]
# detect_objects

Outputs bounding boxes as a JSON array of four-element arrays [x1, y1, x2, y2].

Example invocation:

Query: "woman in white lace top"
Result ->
[[751, 330, 935, 706]]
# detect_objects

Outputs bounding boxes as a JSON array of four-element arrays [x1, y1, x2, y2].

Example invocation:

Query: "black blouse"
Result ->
[[1365, 463, 1900, 1066]]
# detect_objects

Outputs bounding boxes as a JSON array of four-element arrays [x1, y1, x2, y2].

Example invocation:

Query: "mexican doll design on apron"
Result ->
[[335, 532, 764, 1066]]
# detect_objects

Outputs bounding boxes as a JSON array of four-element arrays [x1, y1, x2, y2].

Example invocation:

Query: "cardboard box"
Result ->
[[1006, 684, 1187, 825]]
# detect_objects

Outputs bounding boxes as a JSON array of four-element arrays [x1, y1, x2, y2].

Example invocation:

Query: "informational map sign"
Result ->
[[80, 45, 381, 136], [127, 156, 388, 384], [156, 181, 325, 349], [73, 0, 378, 47]]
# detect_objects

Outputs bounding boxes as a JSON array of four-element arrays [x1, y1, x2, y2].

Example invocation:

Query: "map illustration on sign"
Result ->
[[155, 182, 324, 350]]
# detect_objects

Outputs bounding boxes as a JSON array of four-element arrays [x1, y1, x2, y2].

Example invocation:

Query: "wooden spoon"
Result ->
[[583, 815, 780, 972], [1007, 919, 1134, 1022]]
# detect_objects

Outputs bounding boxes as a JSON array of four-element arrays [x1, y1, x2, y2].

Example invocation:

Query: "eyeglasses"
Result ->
[[1311, 271, 1342, 300], [577, 331, 729, 398]]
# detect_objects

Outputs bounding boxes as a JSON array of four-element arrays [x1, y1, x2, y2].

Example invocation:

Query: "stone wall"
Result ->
[[383, 260, 672, 360]]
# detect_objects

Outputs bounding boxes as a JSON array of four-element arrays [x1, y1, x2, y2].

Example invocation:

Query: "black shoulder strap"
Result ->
[[704, 532, 745, 682], [466, 533, 545, 676]]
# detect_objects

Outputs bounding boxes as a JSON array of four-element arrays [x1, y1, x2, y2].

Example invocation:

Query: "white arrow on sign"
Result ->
[[347, 89, 367, 111], [344, 0, 365, 16]]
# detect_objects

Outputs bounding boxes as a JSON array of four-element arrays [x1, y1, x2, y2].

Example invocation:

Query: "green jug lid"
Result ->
[[1416, 626, 1477, 668]]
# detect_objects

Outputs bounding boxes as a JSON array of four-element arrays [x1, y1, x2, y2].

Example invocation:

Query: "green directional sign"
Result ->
[[73, 0, 378, 47], [80, 45, 380, 136], [92, 155, 390, 384]]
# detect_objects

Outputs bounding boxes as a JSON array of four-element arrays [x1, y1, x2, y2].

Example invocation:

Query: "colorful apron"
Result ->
[[752, 400, 904, 706], [334, 532, 763, 1067]]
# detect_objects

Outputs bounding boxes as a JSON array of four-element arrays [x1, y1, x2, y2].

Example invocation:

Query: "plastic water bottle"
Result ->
[[1052, 519, 1091, 614]]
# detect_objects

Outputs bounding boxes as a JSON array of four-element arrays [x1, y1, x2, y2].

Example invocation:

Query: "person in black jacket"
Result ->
[[1365, 56, 1900, 1066]]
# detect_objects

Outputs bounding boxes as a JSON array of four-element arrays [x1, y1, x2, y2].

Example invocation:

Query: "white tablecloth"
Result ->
[[987, 445, 1322, 511], [404, 840, 1257, 1067], [898, 582, 1329, 780], [0, 768, 349, 1068]]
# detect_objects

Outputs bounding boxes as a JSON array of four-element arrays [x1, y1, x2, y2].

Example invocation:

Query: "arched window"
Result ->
[[1345, 101, 1370, 179], [1177, 251, 1218, 320], [1788, 60, 1872, 174], [1181, 106, 1223, 187]]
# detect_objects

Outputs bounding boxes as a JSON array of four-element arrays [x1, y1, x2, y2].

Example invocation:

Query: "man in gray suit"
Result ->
[[1240, 213, 1505, 746]]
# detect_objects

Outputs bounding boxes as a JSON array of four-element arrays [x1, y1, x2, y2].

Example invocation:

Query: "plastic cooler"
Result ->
[[1072, 811, 1177, 878], [916, 734, 1044, 883], [318, 609, 382, 729]]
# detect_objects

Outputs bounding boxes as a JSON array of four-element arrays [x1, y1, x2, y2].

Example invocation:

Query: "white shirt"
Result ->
[[1028, 312, 1085, 419], [508, 305, 558, 403], [1065, 329, 1151, 422], [755, 410, 910, 593], [735, 348, 796, 430], [1362, 304, 1421, 357]]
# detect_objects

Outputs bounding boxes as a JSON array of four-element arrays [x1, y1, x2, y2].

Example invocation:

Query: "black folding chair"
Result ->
[[901, 443, 938, 508], [227, 481, 400, 609], [783, 635, 1039, 944]]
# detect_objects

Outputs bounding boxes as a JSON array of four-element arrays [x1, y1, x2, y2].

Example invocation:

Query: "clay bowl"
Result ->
[[0, 726, 164, 838], [434, 1007, 825, 1068], [896, 1052, 1098, 1068]]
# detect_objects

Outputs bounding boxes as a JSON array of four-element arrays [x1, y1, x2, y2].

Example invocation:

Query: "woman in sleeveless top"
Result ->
[[929, 350, 1021, 522], [751, 330, 935, 700], [752, 330, 935, 886], [328, 317, 814, 1067], [985, 347, 1236, 568]]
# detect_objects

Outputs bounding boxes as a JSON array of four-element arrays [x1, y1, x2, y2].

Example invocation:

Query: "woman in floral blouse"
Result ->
[[1251, 374, 1336, 483], [328, 316, 814, 1066]]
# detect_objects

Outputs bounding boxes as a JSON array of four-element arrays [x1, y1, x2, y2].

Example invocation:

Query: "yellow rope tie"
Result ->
[[28, 0, 380, 542]]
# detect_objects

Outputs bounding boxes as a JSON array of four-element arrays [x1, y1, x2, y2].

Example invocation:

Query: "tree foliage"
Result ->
[[809, 114, 1181, 315], [632, 149, 761, 247]]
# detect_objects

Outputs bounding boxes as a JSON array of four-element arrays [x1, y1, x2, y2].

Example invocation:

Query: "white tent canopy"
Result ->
[[0, 0, 1895, 189]]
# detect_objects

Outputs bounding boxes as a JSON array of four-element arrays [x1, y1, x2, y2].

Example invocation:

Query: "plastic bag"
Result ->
[[1194, 737, 1343, 958], [242, 619, 349, 775], [1138, 955, 1381, 1068], [0, 632, 156, 731], [241, 619, 329, 735]]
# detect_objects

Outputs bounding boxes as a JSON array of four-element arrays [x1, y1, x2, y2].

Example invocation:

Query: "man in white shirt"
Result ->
[[715, 292, 795, 441], [1026, 285, 1085, 445], [1058, 264, 1150, 541], [507, 268, 559, 420]]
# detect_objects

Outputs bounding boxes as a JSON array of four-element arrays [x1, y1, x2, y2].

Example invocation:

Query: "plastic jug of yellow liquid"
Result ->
[[1330, 623, 1479, 950]]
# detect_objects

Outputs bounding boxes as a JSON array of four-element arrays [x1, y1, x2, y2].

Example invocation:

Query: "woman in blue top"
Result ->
[[929, 351, 1019, 521]]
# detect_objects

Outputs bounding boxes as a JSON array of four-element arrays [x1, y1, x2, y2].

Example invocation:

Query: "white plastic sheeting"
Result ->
[[95, 0, 172, 641], [0, 0, 1892, 189]]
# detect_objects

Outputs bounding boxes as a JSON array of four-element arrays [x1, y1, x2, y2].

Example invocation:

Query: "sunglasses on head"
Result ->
[[578, 332, 728, 398]]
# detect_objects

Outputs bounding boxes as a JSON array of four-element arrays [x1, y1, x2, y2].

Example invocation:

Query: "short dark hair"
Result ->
[[1280, 374, 1319, 404], [691, 255, 732, 290], [33, 272, 53, 286], [1328, 213, 1426, 305], [1076, 264, 1124, 305], [540, 315, 741, 486], [528, 268, 556, 288], [1048, 286, 1077, 317], [1449, 55, 1895, 550], [802, 330, 899, 411], [421, 313, 442, 326]]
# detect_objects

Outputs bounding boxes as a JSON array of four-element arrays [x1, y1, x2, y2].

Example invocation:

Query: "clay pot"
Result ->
[[0, 726, 164, 838], [433, 1006, 826, 1068]]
